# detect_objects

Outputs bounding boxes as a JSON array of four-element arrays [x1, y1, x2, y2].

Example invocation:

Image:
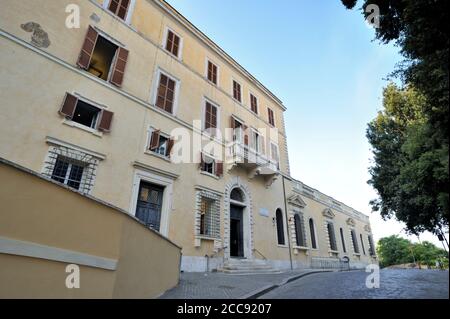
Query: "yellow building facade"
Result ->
[[0, 0, 377, 272]]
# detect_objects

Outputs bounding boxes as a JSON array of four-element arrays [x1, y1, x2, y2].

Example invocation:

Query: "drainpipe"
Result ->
[[282, 174, 293, 270]]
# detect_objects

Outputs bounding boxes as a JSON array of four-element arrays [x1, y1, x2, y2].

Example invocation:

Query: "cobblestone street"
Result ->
[[259, 269, 449, 299]]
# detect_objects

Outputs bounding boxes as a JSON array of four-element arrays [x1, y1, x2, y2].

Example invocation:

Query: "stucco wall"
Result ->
[[0, 159, 181, 298]]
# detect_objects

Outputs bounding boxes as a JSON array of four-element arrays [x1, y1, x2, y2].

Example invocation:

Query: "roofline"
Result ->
[[153, 0, 287, 111]]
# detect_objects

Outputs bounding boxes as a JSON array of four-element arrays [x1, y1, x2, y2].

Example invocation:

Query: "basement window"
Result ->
[[51, 156, 85, 190]]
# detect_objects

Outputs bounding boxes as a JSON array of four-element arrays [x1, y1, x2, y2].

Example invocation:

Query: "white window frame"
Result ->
[[129, 168, 173, 237], [205, 57, 220, 86], [102, 0, 136, 24], [232, 116, 244, 144], [146, 126, 171, 159], [200, 153, 216, 177], [151, 68, 181, 116], [201, 97, 221, 133], [270, 141, 279, 161], [231, 78, 243, 104], [162, 26, 184, 60]]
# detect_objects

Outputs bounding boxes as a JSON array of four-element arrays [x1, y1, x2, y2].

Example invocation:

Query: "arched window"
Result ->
[[275, 209, 285, 245], [327, 222, 337, 251], [230, 188, 244, 202], [294, 214, 306, 247], [309, 218, 317, 249]]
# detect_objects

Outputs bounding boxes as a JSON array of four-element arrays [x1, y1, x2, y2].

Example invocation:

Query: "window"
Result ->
[[77, 26, 128, 87], [165, 29, 181, 57], [107, 0, 131, 20], [204, 101, 218, 131], [340, 227, 347, 253], [230, 117, 245, 143], [155, 72, 177, 113], [360, 234, 366, 255], [200, 153, 223, 177], [51, 156, 85, 190], [59, 93, 114, 132], [268, 108, 275, 126], [233, 80, 241, 102], [309, 218, 317, 249], [351, 229, 360, 254], [230, 188, 244, 202], [276, 209, 285, 245], [250, 93, 258, 114], [327, 222, 338, 251], [368, 235, 375, 256], [207, 60, 218, 85], [270, 142, 279, 162], [149, 129, 174, 158], [294, 213, 306, 247], [196, 190, 221, 240]]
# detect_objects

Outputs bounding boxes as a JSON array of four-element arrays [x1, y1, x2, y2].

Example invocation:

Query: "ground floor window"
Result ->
[[195, 189, 221, 241], [51, 156, 85, 190]]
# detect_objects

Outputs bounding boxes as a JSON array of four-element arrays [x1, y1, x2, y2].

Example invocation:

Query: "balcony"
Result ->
[[226, 141, 279, 187]]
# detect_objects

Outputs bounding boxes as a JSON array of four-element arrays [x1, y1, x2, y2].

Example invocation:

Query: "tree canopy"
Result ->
[[341, 0, 449, 236]]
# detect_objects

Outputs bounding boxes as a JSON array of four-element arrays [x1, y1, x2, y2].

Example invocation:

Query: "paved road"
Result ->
[[259, 269, 449, 299]]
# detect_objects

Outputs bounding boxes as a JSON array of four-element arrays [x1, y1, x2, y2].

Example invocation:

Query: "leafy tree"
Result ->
[[341, 0, 449, 236]]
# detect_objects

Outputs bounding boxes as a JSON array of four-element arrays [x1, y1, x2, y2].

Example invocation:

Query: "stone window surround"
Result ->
[[194, 187, 222, 249]]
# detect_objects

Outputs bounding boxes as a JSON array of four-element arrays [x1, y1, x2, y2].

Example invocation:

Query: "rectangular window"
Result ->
[[231, 117, 244, 143], [250, 94, 258, 114], [59, 93, 114, 132], [149, 129, 174, 157], [200, 197, 214, 236], [232, 80, 241, 102], [270, 142, 279, 161], [251, 130, 263, 153], [368, 235, 375, 256], [165, 29, 180, 57], [51, 156, 85, 190], [107, 0, 131, 20], [340, 227, 347, 253], [200, 153, 223, 177], [207, 60, 218, 85], [204, 101, 218, 131], [196, 191, 221, 240], [77, 27, 128, 87], [268, 108, 275, 126], [155, 73, 176, 113], [327, 222, 338, 251], [351, 229, 360, 254], [360, 234, 366, 255]]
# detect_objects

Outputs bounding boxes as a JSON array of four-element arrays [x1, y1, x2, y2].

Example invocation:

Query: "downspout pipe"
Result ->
[[282, 174, 293, 270]]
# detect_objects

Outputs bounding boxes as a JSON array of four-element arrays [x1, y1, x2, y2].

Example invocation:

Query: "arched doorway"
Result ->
[[229, 188, 246, 258]]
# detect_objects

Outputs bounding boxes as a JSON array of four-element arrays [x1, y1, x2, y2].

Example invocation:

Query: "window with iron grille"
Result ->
[[196, 191, 221, 239], [42, 145, 99, 194], [155, 72, 176, 113], [233, 80, 241, 102], [327, 222, 338, 251], [351, 229, 360, 253], [165, 29, 180, 57], [207, 60, 218, 85]]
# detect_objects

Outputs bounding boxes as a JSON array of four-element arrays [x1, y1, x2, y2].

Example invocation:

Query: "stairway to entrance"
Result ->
[[218, 258, 280, 274]]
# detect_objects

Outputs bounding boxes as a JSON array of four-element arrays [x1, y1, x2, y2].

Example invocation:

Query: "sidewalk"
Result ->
[[159, 269, 333, 299]]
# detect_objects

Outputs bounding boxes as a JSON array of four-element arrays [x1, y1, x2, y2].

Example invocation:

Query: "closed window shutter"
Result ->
[[215, 161, 223, 177], [150, 130, 161, 150], [98, 109, 114, 132], [110, 47, 129, 87], [204, 102, 211, 129], [243, 125, 249, 145], [167, 138, 174, 157], [59, 93, 78, 118], [260, 135, 265, 155], [77, 26, 98, 70]]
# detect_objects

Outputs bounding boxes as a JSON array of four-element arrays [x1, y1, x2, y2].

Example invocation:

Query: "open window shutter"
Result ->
[[199, 152, 204, 169], [59, 93, 78, 118], [167, 137, 174, 157], [230, 116, 235, 129], [149, 130, 160, 150], [98, 109, 114, 132], [215, 161, 223, 177], [77, 26, 98, 70], [110, 47, 129, 87]]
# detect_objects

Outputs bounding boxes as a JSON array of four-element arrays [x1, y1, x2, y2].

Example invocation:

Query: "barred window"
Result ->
[[42, 144, 100, 194], [327, 222, 337, 251], [196, 191, 221, 239]]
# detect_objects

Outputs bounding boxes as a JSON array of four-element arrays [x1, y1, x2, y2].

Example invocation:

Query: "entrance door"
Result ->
[[230, 204, 244, 257], [135, 181, 164, 232]]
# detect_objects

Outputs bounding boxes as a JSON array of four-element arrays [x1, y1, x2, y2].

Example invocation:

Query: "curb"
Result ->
[[241, 270, 333, 299]]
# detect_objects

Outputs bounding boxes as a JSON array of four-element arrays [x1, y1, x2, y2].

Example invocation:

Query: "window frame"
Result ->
[[103, 0, 136, 24], [51, 156, 86, 190], [201, 97, 220, 134], [200, 153, 216, 177], [231, 78, 242, 103], [249, 92, 259, 114], [146, 127, 172, 159], [205, 58, 220, 86], [275, 209, 286, 246], [162, 26, 184, 60], [267, 107, 275, 126], [151, 68, 181, 115]]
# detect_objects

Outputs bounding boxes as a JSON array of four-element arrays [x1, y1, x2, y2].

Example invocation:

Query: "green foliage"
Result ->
[[377, 235, 447, 268], [342, 0, 449, 236]]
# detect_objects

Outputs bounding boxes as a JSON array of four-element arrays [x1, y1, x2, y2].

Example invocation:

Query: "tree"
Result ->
[[376, 235, 414, 267], [342, 0, 449, 236]]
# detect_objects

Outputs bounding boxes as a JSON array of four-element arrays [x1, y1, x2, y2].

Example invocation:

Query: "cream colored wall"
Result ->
[[0, 160, 180, 298]]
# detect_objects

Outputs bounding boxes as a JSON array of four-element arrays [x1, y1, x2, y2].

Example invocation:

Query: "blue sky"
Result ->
[[166, 0, 446, 247]]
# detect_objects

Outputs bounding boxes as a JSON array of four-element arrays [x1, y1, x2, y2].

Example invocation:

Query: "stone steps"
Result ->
[[218, 258, 280, 274]]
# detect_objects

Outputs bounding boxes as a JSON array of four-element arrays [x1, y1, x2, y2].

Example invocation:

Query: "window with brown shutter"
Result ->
[[110, 47, 128, 87], [59, 93, 78, 118], [167, 138, 174, 158], [108, 0, 131, 20], [149, 130, 161, 150], [77, 26, 98, 70], [215, 161, 223, 177], [156, 73, 176, 113], [207, 61, 218, 85], [98, 110, 114, 132], [165, 29, 180, 57], [268, 108, 275, 126], [149, 129, 173, 158], [250, 94, 258, 114], [233, 80, 241, 102], [204, 101, 217, 131]]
